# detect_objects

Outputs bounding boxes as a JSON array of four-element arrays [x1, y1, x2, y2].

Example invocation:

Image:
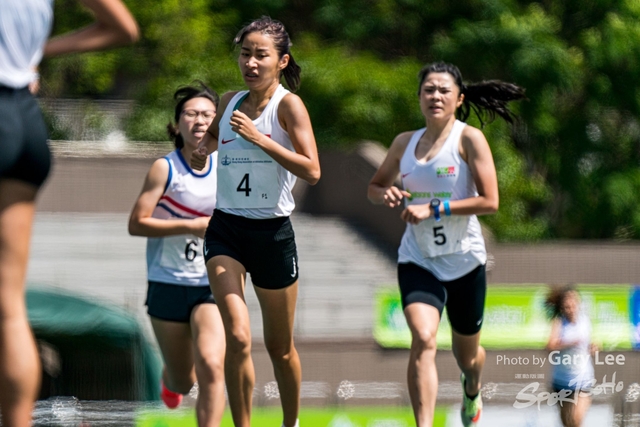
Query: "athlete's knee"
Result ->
[[195, 352, 224, 384], [0, 351, 40, 404], [225, 326, 251, 356], [264, 339, 295, 363], [411, 327, 437, 352]]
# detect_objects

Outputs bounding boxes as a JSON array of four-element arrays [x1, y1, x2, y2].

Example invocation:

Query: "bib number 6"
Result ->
[[185, 240, 198, 261], [433, 226, 447, 246]]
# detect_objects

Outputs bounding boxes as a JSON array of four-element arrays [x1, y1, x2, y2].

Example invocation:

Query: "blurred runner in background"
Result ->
[[545, 285, 596, 427]]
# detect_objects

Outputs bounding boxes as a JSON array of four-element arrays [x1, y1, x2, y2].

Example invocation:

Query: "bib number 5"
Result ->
[[413, 216, 465, 257], [433, 226, 447, 245]]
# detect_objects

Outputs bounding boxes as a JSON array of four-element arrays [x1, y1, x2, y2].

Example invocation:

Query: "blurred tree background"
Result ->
[[40, 0, 640, 241]]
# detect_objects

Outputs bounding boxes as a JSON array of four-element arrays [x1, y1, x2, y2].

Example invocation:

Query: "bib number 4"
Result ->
[[237, 173, 251, 197], [216, 149, 279, 208]]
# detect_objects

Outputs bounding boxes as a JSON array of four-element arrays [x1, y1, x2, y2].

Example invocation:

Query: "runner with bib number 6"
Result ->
[[368, 62, 526, 427], [191, 17, 320, 427], [129, 83, 227, 426]]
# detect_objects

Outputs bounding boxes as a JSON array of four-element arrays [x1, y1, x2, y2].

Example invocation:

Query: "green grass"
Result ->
[[137, 406, 448, 426]]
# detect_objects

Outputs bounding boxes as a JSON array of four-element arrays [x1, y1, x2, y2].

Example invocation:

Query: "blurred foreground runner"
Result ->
[[0, 1, 138, 425]]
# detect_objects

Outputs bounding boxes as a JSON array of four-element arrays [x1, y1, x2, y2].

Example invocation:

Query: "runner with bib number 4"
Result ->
[[368, 62, 526, 427], [191, 17, 320, 427]]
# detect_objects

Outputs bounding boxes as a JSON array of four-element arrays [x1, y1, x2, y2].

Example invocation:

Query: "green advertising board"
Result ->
[[374, 285, 636, 350]]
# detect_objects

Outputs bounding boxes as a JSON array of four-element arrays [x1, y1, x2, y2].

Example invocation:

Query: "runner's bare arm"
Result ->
[[368, 132, 412, 207], [43, 0, 139, 57], [129, 159, 209, 238], [192, 92, 237, 170], [231, 94, 320, 184], [447, 126, 499, 216]]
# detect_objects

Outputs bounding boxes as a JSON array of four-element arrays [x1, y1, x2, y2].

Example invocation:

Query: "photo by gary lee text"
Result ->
[[496, 352, 626, 368]]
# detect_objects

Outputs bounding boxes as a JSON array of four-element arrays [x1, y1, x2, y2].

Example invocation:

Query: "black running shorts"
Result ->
[[0, 86, 51, 187], [397, 262, 487, 335], [203, 209, 299, 290], [145, 281, 216, 323]]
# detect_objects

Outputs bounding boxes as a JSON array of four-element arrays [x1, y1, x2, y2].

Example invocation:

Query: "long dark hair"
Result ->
[[544, 284, 578, 320], [167, 81, 219, 149], [234, 16, 301, 92], [417, 62, 526, 127]]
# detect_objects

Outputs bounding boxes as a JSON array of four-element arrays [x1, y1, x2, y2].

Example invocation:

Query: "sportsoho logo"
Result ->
[[511, 352, 627, 410]]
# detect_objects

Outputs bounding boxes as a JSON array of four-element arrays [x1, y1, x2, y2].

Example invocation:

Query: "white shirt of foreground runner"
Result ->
[[0, 0, 53, 88]]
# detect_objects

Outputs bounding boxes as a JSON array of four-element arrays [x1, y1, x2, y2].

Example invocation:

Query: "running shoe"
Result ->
[[460, 373, 482, 427], [161, 381, 182, 409]]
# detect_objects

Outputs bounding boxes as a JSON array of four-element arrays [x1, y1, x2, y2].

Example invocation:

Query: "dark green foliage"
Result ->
[[39, 0, 640, 241]]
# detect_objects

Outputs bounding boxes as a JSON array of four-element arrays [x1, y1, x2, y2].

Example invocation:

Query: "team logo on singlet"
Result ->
[[220, 155, 253, 165], [436, 166, 456, 178]]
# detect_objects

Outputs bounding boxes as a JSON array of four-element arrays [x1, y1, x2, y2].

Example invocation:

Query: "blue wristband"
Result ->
[[444, 200, 451, 216], [430, 199, 441, 222]]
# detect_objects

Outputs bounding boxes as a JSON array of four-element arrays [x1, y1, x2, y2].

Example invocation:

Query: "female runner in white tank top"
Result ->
[[545, 286, 596, 427], [191, 17, 320, 427], [129, 83, 226, 426], [0, 2, 138, 426], [369, 62, 526, 427]]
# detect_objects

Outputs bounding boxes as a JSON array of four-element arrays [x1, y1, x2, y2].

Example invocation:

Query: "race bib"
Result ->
[[160, 235, 206, 274], [217, 149, 280, 209], [412, 216, 468, 257]]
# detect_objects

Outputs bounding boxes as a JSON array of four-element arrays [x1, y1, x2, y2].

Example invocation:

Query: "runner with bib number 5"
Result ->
[[368, 62, 526, 427], [191, 17, 320, 427]]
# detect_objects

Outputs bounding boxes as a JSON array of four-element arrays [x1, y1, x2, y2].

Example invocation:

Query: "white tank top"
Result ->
[[0, 0, 53, 88], [398, 120, 487, 281], [146, 149, 217, 286], [552, 313, 595, 388], [216, 84, 296, 219]]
